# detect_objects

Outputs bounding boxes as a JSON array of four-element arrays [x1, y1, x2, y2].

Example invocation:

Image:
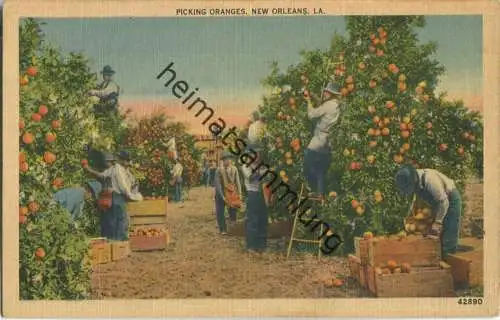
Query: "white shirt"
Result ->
[[92, 80, 120, 99], [100, 164, 134, 199], [307, 99, 341, 151], [248, 120, 266, 144], [416, 169, 456, 223], [241, 164, 266, 192], [171, 163, 183, 178]]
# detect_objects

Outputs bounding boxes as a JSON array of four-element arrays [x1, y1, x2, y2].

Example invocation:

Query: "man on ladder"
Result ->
[[287, 81, 344, 259], [302, 82, 343, 200]]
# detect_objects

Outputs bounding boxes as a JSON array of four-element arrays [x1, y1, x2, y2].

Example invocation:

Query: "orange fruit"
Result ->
[[383, 117, 390, 125], [358, 62, 366, 70], [403, 143, 410, 151], [386, 101, 395, 109], [363, 231, 374, 239], [45, 132, 56, 143], [38, 105, 49, 116], [367, 105, 376, 113], [376, 49, 384, 56], [31, 113, 42, 122], [372, 116, 380, 124], [51, 120, 61, 129], [43, 151, 56, 164], [20, 161, 29, 173], [351, 200, 359, 209], [27, 66, 38, 77], [341, 88, 349, 96], [381, 128, 390, 136], [28, 201, 39, 213], [19, 152, 26, 163], [23, 132, 35, 144], [356, 205, 365, 215], [35, 248, 46, 258], [369, 140, 377, 148], [19, 120, 25, 129], [374, 129, 381, 137], [367, 128, 375, 136], [19, 215, 27, 224], [20, 76, 29, 86], [401, 130, 410, 139], [19, 206, 28, 216], [387, 260, 398, 270], [333, 279, 344, 287], [369, 80, 377, 88]]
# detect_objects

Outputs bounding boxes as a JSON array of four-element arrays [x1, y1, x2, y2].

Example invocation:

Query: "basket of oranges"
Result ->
[[404, 198, 434, 235]]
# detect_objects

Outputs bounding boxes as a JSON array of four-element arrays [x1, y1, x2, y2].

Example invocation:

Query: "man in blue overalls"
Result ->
[[395, 164, 463, 257], [241, 144, 269, 253]]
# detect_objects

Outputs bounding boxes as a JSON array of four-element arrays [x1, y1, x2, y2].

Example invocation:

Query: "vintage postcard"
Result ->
[[2, 0, 499, 317]]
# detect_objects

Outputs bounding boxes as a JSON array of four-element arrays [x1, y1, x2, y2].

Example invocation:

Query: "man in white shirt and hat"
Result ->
[[84, 152, 139, 240], [89, 65, 120, 116], [303, 82, 343, 199], [395, 165, 462, 257]]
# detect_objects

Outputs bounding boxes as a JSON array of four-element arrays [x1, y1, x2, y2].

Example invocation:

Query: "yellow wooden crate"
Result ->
[[110, 241, 131, 261], [127, 199, 168, 216]]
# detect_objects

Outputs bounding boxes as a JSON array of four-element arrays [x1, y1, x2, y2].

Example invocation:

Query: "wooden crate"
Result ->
[[367, 235, 441, 267], [88, 239, 111, 266], [128, 199, 168, 232], [348, 254, 367, 288], [129, 231, 170, 251], [445, 250, 483, 287], [354, 237, 370, 264], [366, 262, 455, 297], [110, 241, 130, 261]]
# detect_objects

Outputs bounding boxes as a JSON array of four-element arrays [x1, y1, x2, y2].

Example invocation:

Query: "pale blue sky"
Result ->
[[33, 15, 482, 107]]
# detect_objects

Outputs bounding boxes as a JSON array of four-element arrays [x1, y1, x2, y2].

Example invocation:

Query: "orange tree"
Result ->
[[19, 19, 119, 298], [121, 113, 202, 198], [259, 16, 483, 253]]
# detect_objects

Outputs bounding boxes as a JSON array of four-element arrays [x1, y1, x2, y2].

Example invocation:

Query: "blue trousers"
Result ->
[[215, 195, 237, 233], [303, 148, 331, 195], [245, 190, 269, 250], [174, 182, 183, 202], [100, 193, 128, 241], [441, 189, 462, 257]]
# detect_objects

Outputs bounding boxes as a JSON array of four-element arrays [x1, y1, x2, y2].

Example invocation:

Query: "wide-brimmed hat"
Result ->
[[103, 152, 117, 161], [323, 82, 341, 95], [100, 65, 115, 75], [395, 164, 418, 196], [220, 151, 233, 160], [86, 180, 102, 198], [117, 150, 130, 161]]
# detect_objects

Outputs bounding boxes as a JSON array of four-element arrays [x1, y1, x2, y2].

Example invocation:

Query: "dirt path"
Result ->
[[91, 186, 369, 299]]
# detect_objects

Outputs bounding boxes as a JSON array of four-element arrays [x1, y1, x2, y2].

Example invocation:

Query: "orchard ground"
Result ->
[[91, 180, 483, 299]]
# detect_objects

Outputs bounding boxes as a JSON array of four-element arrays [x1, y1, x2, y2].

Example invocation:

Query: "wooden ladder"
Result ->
[[286, 183, 326, 259]]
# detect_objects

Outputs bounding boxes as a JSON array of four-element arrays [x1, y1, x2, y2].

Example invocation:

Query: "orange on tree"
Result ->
[[19, 120, 25, 129], [255, 16, 483, 254], [35, 248, 46, 259], [51, 119, 61, 129], [31, 113, 42, 122], [26, 66, 38, 77], [38, 105, 49, 116], [45, 132, 56, 143]]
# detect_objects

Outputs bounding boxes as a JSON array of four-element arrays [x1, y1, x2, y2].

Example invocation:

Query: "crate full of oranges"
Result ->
[[129, 227, 171, 251], [404, 203, 434, 235]]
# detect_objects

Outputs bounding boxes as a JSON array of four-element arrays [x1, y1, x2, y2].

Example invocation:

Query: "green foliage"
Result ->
[[19, 203, 91, 299], [19, 18, 125, 299], [259, 16, 483, 253]]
